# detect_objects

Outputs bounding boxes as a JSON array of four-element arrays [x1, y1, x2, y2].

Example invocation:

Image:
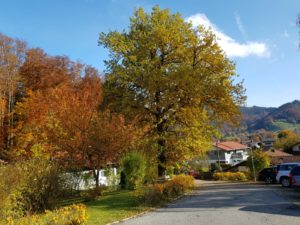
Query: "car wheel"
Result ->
[[265, 177, 272, 184], [281, 177, 290, 187]]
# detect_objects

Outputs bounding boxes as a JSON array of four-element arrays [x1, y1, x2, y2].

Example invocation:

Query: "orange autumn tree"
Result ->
[[15, 72, 102, 157], [14, 50, 141, 188], [0, 33, 27, 157], [85, 111, 141, 188]]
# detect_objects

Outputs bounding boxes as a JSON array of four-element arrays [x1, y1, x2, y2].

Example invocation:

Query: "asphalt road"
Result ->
[[120, 181, 300, 225]]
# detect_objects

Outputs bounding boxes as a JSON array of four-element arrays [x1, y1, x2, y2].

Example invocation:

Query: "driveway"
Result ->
[[120, 181, 300, 225]]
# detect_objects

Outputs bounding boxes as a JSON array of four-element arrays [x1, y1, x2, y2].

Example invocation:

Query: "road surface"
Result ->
[[120, 181, 300, 225]]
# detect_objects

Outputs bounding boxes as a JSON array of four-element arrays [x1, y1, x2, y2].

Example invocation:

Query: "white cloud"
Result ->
[[234, 12, 247, 38], [186, 14, 271, 58]]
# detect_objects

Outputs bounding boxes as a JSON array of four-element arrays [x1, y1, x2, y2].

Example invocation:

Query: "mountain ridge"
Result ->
[[241, 100, 300, 132]]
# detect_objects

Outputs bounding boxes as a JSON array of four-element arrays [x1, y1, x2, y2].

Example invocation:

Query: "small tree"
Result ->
[[121, 152, 146, 190], [247, 150, 270, 179], [275, 130, 300, 154]]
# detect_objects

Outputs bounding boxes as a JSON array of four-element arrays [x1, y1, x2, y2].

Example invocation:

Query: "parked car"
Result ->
[[289, 166, 300, 189], [258, 167, 277, 184], [276, 162, 300, 187], [188, 170, 200, 179]]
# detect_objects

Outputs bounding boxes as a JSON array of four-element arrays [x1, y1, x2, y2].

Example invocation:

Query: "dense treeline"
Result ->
[[0, 7, 245, 178], [0, 33, 141, 188]]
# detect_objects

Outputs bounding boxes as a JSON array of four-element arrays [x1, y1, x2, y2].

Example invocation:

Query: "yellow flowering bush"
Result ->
[[140, 175, 195, 206], [213, 172, 247, 181], [5, 204, 88, 225]]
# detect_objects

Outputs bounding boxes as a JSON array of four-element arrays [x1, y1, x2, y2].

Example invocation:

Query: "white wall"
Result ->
[[65, 168, 118, 190]]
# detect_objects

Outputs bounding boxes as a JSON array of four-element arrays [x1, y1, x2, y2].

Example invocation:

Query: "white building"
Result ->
[[66, 168, 118, 190], [208, 141, 249, 165], [291, 142, 300, 155]]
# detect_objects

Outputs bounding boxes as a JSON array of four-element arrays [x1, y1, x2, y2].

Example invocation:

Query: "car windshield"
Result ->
[[278, 164, 298, 171]]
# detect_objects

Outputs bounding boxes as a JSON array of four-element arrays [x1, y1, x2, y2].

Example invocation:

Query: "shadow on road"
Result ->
[[158, 182, 300, 217]]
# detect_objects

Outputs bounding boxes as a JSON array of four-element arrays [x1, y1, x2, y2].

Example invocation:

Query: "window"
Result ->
[[291, 166, 300, 175], [279, 164, 299, 171]]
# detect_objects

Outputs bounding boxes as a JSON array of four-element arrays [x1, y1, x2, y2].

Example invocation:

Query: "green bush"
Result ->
[[144, 161, 158, 184], [213, 172, 247, 181], [247, 150, 270, 178], [121, 152, 146, 190], [5, 204, 87, 225], [140, 175, 194, 206], [0, 158, 69, 220]]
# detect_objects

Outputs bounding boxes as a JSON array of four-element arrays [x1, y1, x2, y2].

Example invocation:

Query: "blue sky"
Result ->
[[1, 0, 299, 107]]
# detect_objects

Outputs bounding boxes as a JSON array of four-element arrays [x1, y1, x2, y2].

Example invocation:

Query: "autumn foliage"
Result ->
[[0, 34, 140, 189]]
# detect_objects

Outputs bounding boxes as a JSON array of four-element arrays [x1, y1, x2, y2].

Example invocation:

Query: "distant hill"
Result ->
[[241, 100, 300, 132]]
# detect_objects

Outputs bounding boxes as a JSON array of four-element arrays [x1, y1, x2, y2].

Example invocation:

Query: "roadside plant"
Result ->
[[247, 150, 270, 178], [121, 151, 147, 190], [213, 172, 247, 181], [0, 157, 69, 220], [140, 175, 194, 206]]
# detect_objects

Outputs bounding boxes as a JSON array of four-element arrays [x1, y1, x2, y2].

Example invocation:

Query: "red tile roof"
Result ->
[[265, 149, 292, 157], [213, 141, 248, 151], [270, 156, 300, 165]]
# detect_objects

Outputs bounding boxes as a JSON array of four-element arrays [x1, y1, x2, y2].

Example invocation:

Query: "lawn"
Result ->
[[59, 190, 150, 225], [269, 121, 300, 131], [85, 190, 150, 225]]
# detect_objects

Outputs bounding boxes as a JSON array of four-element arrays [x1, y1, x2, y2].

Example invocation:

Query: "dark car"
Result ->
[[258, 167, 277, 184], [289, 166, 300, 189]]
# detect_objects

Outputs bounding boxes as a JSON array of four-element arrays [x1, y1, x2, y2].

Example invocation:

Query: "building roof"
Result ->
[[270, 156, 300, 165], [262, 138, 276, 142], [265, 149, 292, 157], [213, 141, 248, 151]]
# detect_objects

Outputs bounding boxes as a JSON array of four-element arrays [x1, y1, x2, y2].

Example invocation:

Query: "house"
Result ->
[[264, 148, 300, 165], [223, 161, 249, 172], [65, 168, 118, 190], [264, 149, 293, 165], [262, 138, 276, 148], [291, 142, 300, 155], [261, 137, 276, 150], [207, 141, 249, 165]]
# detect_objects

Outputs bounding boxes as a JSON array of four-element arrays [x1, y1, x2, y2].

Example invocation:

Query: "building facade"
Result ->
[[208, 141, 249, 165]]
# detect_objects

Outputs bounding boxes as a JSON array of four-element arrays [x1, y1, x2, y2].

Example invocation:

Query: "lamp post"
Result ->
[[216, 140, 222, 171], [250, 140, 257, 182]]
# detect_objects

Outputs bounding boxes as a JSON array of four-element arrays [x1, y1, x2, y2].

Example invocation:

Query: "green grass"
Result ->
[[59, 190, 150, 225], [85, 190, 150, 225], [269, 121, 300, 131]]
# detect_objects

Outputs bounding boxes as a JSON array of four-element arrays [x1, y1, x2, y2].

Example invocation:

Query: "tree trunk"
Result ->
[[157, 122, 166, 177], [157, 149, 166, 177], [93, 168, 102, 196], [92, 168, 100, 189]]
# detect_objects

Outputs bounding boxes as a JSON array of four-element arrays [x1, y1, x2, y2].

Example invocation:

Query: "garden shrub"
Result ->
[[213, 172, 247, 181], [81, 186, 104, 202], [140, 175, 194, 206], [247, 150, 270, 178], [5, 204, 87, 225], [0, 158, 70, 220], [121, 152, 146, 190], [144, 161, 158, 184], [105, 168, 120, 191]]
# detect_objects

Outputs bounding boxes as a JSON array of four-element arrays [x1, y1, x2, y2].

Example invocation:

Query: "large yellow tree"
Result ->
[[99, 6, 245, 176]]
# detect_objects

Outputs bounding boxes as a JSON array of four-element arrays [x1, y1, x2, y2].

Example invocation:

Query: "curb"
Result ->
[[106, 209, 154, 225]]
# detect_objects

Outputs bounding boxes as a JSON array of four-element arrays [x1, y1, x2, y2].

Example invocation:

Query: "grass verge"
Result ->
[[58, 190, 150, 225], [85, 190, 150, 225]]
